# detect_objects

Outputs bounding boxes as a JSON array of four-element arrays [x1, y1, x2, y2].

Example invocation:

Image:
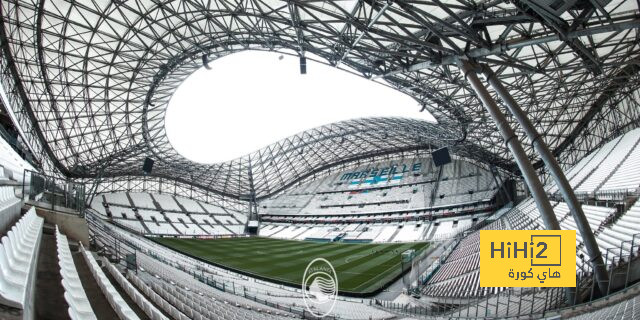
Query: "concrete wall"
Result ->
[[34, 207, 89, 245]]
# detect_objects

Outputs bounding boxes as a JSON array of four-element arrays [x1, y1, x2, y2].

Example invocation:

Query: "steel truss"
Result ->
[[0, 0, 638, 198]]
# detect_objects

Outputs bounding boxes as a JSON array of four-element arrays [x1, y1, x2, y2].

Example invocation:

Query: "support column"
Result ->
[[456, 59, 560, 231], [459, 58, 576, 304], [480, 64, 610, 294]]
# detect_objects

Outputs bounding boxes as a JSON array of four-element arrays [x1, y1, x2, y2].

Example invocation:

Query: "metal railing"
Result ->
[[86, 207, 640, 319], [376, 231, 640, 319], [23, 169, 85, 215]]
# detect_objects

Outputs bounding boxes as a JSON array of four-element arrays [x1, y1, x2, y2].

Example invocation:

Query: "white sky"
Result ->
[[165, 50, 435, 164]]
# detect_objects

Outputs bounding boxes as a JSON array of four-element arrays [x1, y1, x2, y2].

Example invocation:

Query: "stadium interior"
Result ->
[[1, 0, 640, 319]]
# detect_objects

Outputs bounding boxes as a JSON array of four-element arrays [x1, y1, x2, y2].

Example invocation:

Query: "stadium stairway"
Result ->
[[0, 210, 110, 320], [187, 215, 210, 234], [147, 194, 164, 212], [196, 201, 209, 214], [138, 218, 153, 234], [124, 193, 137, 208], [426, 224, 439, 240], [172, 195, 189, 214], [386, 225, 402, 242], [160, 211, 183, 235], [210, 216, 235, 235], [33, 224, 69, 320], [38, 223, 130, 320], [81, 244, 150, 320], [31, 219, 170, 320]]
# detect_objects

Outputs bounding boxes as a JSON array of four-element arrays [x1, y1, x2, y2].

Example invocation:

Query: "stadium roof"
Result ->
[[0, 0, 639, 200]]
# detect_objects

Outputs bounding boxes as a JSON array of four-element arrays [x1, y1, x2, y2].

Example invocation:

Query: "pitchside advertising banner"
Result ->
[[479, 230, 576, 287]]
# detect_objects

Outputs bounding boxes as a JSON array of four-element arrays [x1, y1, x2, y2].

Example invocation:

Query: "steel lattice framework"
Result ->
[[0, 0, 639, 200]]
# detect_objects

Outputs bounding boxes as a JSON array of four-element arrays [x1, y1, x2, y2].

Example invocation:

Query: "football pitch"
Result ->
[[151, 236, 429, 295]]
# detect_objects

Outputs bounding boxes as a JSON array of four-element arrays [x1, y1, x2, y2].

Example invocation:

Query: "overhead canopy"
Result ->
[[0, 0, 639, 199]]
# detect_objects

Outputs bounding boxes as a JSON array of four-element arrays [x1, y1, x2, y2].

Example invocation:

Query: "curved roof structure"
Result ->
[[1, 0, 639, 199]]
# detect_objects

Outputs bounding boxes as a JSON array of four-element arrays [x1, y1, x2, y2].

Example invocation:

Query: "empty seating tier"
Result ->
[[56, 227, 96, 320], [80, 244, 141, 320], [259, 156, 499, 216], [102, 257, 168, 320], [0, 186, 21, 233], [91, 192, 247, 237], [0, 207, 43, 309]]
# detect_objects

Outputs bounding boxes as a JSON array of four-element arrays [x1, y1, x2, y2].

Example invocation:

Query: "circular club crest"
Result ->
[[302, 258, 338, 317]]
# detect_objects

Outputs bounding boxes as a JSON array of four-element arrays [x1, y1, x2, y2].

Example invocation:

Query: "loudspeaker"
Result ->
[[432, 147, 451, 167], [202, 54, 212, 70], [299, 56, 307, 74], [142, 157, 154, 174]]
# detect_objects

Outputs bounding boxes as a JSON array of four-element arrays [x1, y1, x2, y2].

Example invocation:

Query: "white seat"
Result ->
[[103, 257, 168, 320], [56, 227, 97, 320], [0, 207, 43, 309], [80, 244, 140, 320]]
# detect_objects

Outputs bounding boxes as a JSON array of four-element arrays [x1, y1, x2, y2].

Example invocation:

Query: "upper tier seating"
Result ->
[[0, 207, 43, 309], [547, 128, 640, 196], [259, 156, 499, 216], [577, 129, 640, 193], [152, 194, 181, 211], [519, 197, 629, 265], [546, 135, 621, 194], [103, 193, 131, 207], [91, 192, 246, 237], [599, 129, 640, 193], [597, 201, 640, 260], [173, 196, 206, 213], [199, 201, 227, 214], [128, 192, 156, 209], [110, 206, 136, 219], [0, 135, 35, 183], [56, 227, 96, 320], [0, 186, 22, 233]]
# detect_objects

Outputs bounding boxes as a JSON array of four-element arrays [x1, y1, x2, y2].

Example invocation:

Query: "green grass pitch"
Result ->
[[151, 236, 429, 295]]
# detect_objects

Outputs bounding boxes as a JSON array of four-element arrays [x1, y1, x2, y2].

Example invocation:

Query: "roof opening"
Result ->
[[165, 50, 435, 164]]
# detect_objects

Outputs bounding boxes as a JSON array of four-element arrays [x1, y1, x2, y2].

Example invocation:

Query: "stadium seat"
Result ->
[[56, 226, 96, 320], [102, 256, 168, 320], [0, 186, 22, 234], [80, 243, 141, 320], [0, 207, 43, 309], [90, 192, 245, 237]]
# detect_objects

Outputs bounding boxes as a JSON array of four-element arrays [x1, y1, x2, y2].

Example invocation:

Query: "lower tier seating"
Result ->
[[102, 257, 168, 320], [80, 243, 141, 320], [0, 207, 43, 309], [56, 226, 96, 320]]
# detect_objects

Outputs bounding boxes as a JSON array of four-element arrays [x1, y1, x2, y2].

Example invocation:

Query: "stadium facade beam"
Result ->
[[459, 58, 576, 303], [456, 58, 560, 230], [541, 62, 640, 166], [479, 63, 610, 296], [0, 11, 68, 176], [381, 18, 640, 76]]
